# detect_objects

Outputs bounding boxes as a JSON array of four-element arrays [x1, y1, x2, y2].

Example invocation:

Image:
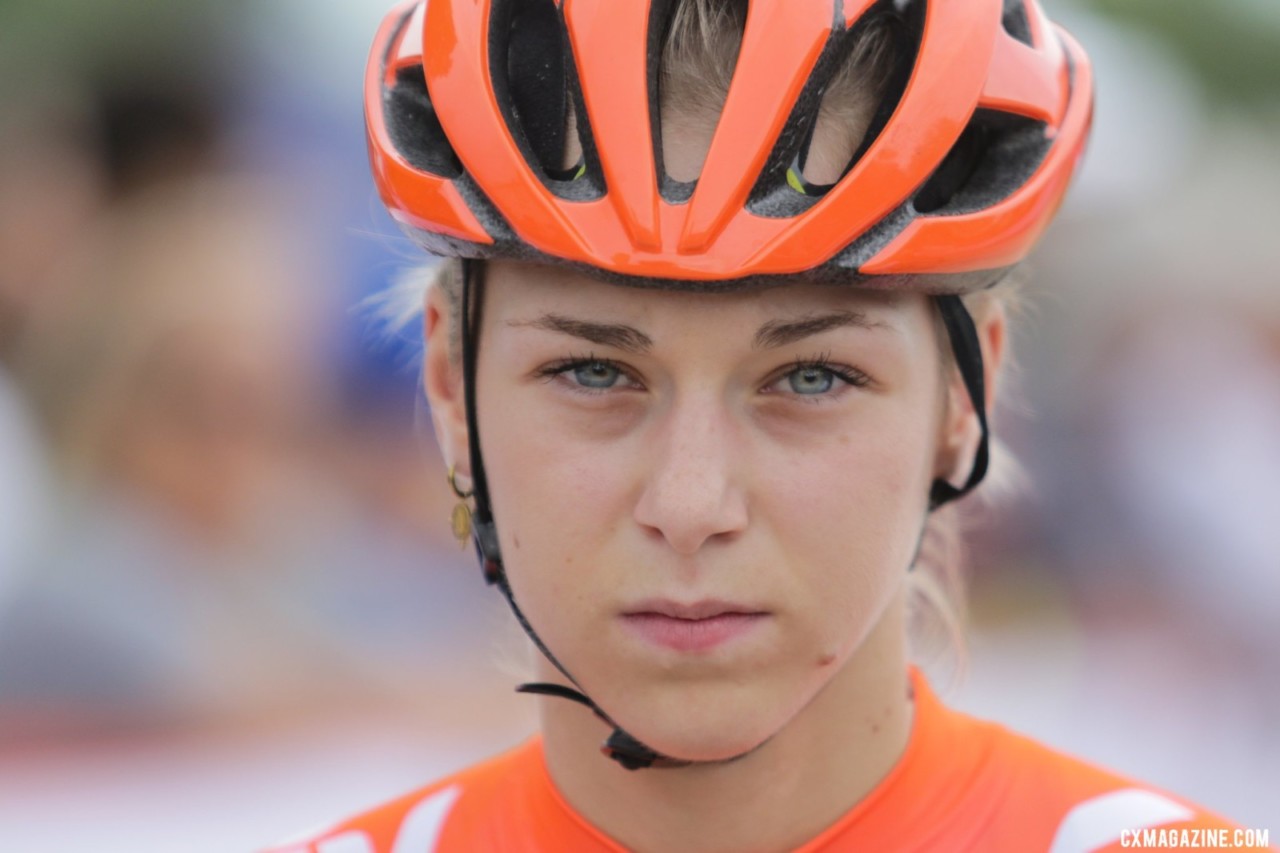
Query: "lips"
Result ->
[[620, 599, 770, 653]]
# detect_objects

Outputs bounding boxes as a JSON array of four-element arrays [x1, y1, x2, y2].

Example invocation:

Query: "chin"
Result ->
[[634, 723, 774, 764], [612, 683, 797, 764]]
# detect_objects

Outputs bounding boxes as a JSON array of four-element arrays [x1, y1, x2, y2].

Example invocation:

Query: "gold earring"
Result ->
[[447, 465, 474, 548]]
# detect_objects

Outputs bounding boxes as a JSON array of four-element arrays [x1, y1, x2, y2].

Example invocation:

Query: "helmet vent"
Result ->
[[746, 0, 919, 218], [912, 109, 1049, 216], [651, 0, 746, 202], [1001, 0, 1034, 48], [491, 0, 604, 200], [784, 8, 905, 199], [385, 66, 463, 179]]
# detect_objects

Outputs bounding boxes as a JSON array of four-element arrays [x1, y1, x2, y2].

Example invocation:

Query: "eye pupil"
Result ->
[[788, 366, 834, 394], [573, 360, 619, 389]]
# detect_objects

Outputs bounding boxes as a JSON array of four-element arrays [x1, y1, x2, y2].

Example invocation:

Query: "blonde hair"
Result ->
[[374, 0, 1029, 682]]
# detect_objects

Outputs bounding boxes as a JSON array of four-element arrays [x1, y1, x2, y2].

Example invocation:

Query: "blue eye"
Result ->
[[787, 365, 836, 395], [765, 357, 871, 401], [572, 360, 621, 389]]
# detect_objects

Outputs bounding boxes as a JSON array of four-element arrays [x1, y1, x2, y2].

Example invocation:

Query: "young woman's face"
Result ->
[[433, 260, 969, 761]]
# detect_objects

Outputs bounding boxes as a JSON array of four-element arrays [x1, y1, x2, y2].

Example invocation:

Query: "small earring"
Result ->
[[447, 465, 473, 549]]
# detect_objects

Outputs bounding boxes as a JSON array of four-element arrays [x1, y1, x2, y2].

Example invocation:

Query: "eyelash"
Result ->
[[534, 352, 640, 396], [771, 352, 872, 400], [535, 352, 871, 399]]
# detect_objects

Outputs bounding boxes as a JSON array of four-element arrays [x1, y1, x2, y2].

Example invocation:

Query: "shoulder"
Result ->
[[263, 739, 549, 853], [960, 712, 1262, 852]]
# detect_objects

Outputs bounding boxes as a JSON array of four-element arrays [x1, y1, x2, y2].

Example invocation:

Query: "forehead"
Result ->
[[482, 260, 927, 330]]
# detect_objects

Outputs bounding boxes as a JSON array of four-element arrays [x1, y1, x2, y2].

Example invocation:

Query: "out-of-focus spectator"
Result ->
[[2, 176, 323, 727], [92, 80, 221, 201], [15, 176, 330, 526], [0, 63, 221, 365], [0, 176, 491, 741], [1093, 302, 1280, 650]]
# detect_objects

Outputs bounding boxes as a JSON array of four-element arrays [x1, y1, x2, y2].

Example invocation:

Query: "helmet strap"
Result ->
[[459, 259, 687, 770], [927, 294, 990, 511]]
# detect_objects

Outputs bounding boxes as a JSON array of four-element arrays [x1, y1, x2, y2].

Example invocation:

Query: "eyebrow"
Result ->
[[507, 314, 655, 354], [508, 309, 889, 353], [753, 310, 891, 349]]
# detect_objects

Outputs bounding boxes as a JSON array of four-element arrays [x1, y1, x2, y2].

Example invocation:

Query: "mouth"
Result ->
[[620, 599, 771, 653]]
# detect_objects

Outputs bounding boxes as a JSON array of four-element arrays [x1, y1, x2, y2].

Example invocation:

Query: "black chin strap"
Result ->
[[460, 260, 688, 770], [928, 294, 990, 512], [457, 260, 988, 770]]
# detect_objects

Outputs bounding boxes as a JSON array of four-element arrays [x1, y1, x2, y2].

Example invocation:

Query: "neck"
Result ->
[[538, 591, 915, 853]]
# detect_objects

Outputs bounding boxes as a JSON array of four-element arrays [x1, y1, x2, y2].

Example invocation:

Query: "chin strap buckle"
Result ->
[[516, 682, 689, 771], [601, 729, 662, 770]]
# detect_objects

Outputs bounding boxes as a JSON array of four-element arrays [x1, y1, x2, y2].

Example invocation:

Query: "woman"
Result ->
[[276, 0, 1261, 849]]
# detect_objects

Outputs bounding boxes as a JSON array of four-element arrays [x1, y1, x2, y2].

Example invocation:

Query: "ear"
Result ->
[[422, 282, 472, 486], [933, 300, 1007, 486]]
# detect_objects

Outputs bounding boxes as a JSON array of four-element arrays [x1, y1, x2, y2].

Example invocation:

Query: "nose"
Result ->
[[632, 394, 749, 555]]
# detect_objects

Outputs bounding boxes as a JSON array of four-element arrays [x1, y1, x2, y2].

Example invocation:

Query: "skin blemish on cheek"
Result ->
[[514, 534, 521, 550], [867, 703, 893, 735], [816, 652, 837, 668]]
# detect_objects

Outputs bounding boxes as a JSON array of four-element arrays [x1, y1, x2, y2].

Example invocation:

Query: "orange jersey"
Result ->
[[269, 668, 1265, 852]]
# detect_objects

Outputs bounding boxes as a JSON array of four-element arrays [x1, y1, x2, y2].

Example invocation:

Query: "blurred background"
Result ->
[[0, 0, 1276, 848]]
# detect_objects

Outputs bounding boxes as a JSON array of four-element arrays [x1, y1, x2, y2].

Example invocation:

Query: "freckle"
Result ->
[[514, 535, 521, 549], [871, 723, 881, 734]]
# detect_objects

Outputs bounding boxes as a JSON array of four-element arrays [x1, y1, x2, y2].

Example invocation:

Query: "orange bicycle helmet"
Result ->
[[366, 0, 1091, 291]]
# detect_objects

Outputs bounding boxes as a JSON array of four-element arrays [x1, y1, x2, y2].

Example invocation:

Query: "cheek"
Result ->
[[474, 383, 634, 616], [756, 401, 937, 638], [767, 396, 935, 526]]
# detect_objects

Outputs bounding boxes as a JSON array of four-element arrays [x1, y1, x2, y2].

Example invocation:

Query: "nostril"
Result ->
[[633, 478, 749, 555]]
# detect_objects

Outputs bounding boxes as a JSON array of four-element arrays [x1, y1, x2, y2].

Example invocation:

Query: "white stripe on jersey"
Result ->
[[391, 786, 461, 853], [1048, 788, 1195, 853], [317, 832, 375, 853]]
